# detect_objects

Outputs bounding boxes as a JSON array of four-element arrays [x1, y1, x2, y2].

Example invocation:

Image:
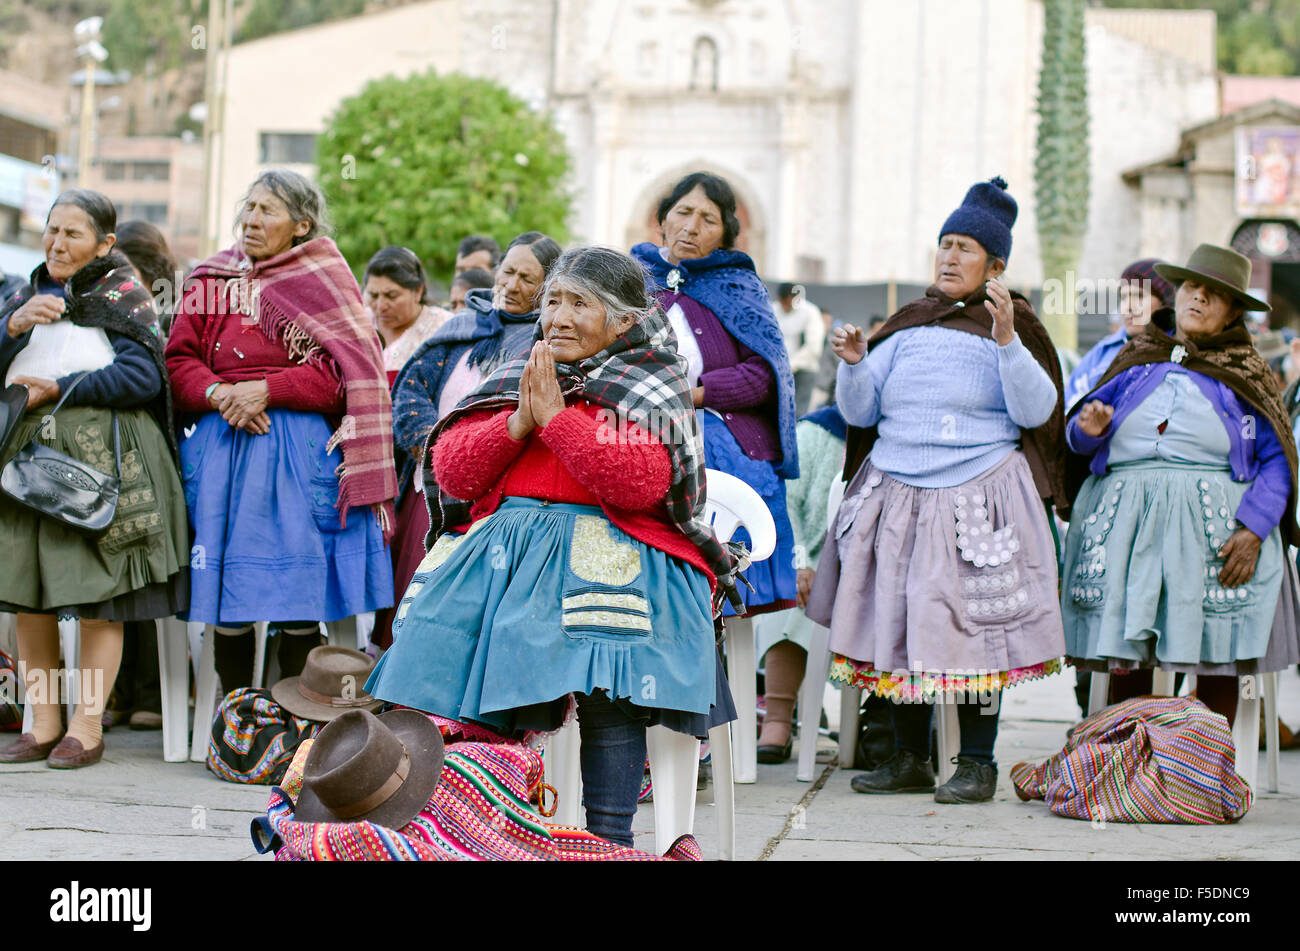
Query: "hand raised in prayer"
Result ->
[[1218, 527, 1262, 588], [1077, 401, 1114, 438], [986, 278, 1016, 346], [508, 357, 538, 441], [526, 340, 566, 427], [831, 324, 867, 366]]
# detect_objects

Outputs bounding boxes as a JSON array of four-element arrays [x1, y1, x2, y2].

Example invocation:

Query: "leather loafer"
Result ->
[[0, 733, 62, 763], [47, 736, 104, 769]]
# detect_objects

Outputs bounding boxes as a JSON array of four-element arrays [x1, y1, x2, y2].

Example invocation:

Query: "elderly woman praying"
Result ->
[[366, 246, 737, 847]]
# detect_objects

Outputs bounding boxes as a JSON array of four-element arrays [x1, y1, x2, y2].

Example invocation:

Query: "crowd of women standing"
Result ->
[[0, 164, 1293, 839]]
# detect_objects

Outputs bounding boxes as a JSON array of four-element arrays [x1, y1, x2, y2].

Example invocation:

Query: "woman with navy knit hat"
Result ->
[[805, 177, 1069, 803]]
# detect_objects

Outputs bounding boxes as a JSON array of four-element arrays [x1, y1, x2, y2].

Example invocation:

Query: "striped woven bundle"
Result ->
[[1009, 696, 1252, 824], [207, 687, 322, 785], [257, 736, 701, 861]]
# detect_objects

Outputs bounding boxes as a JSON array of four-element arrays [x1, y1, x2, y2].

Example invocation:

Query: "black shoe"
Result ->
[[934, 757, 998, 803], [849, 750, 935, 794], [756, 729, 793, 764]]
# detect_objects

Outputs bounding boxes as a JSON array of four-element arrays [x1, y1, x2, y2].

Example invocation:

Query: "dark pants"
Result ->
[[112, 620, 161, 715], [891, 690, 1002, 765], [575, 690, 647, 848]]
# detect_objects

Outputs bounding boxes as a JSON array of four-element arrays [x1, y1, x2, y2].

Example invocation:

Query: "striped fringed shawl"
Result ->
[[1010, 696, 1252, 824], [253, 736, 702, 861], [187, 238, 397, 530]]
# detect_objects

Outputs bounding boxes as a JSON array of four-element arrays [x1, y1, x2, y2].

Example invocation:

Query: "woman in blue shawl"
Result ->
[[631, 172, 799, 618], [374, 231, 562, 649]]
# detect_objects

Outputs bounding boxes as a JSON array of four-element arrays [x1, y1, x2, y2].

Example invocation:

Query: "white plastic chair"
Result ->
[[703, 468, 777, 786], [188, 614, 372, 761], [21, 616, 81, 734], [1087, 669, 1278, 793], [543, 468, 769, 858], [798, 476, 960, 784]]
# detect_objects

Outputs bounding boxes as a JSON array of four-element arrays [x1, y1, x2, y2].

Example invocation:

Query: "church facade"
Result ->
[[217, 0, 1220, 288]]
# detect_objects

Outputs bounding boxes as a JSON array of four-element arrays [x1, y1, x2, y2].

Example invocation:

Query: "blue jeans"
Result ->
[[575, 690, 646, 848]]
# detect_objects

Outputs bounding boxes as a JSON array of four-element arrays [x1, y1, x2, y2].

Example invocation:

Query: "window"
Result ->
[[259, 132, 317, 165], [124, 203, 169, 226], [690, 36, 718, 91], [101, 161, 128, 181], [131, 161, 171, 182]]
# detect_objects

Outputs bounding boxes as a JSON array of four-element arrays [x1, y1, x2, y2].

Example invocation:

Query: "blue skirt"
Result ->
[[1062, 460, 1284, 673], [699, 412, 798, 617], [365, 498, 736, 738], [180, 409, 393, 625]]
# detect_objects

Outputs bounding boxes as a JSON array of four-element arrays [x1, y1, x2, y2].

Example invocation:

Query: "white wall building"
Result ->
[[215, 0, 1220, 289]]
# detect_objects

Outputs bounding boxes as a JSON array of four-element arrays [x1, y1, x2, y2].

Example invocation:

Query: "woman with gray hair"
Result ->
[[366, 245, 737, 848], [165, 169, 395, 697]]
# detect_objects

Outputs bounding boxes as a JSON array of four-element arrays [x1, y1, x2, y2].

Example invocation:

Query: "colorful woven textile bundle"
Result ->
[[254, 735, 702, 861], [207, 687, 322, 785], [1009, 696, 1252, 824]]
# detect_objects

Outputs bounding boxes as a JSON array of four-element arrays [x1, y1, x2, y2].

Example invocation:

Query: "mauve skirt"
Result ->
[[805, 449, 1065, 699]]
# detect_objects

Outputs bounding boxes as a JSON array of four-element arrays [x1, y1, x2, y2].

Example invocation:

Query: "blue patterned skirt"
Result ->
[[366, 497, 736, 738], [699, 412, 798, 617], [180, 409, 393, 626]]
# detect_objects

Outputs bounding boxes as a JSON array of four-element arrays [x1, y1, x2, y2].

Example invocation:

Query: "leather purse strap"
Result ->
[[36, 371, 120, 479]]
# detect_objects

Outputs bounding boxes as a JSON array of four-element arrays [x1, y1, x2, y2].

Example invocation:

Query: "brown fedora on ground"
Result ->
[[1154, 243, 1271, 313], [292, 708, 445, 828], [270, 646, 382, 722]]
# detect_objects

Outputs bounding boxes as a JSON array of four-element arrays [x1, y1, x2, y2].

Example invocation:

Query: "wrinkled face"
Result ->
[[43, 204, 114, 281], [662, 185, 726, 264], [239, 184, 310, 261], [494, 244, 545, 315], [455, 249, 495, 276], [541, 284, 629, 363], [1175, 280, 1240, 338], [1118, 282, 1156, 336], [364, 274, 423, 332], [935, 233, 1002, 299]]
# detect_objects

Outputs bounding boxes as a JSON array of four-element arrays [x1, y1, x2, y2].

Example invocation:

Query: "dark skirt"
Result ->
[[0, 405, 189, 621]]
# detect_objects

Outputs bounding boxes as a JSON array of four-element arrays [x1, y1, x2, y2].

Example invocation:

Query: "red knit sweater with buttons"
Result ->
[[165, 280, 344, 414], [433, 400, 714, 589]]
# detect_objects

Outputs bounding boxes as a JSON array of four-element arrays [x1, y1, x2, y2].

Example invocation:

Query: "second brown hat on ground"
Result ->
[[270, 645, 382, 722]]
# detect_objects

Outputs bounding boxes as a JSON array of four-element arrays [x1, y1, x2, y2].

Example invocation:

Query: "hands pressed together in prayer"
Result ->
[[209, 380, 271, 435], [507, 341, 567, 441]]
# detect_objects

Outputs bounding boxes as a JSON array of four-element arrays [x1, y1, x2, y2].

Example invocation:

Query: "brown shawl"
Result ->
[[842, 284, 1070, 518], [1074, 319, 1300, 546]]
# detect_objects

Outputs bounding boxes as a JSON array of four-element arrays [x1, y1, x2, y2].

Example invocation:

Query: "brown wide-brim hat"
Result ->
[[1154, 243, 1271, 313], [271, 645, 383, 722], [293, 709, 445, 829]]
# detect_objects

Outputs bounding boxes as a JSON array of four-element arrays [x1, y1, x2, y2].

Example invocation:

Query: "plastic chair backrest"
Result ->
[[702, 467, 777, 561], [826, 477, 846, 526]]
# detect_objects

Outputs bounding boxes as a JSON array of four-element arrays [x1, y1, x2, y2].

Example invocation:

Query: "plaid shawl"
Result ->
[[0, 252, 177, 463], [189, 238, 397, 528], [1075, 319, 1300, 546], [252, 735, 702, 861], [430, 303, 742, 611]]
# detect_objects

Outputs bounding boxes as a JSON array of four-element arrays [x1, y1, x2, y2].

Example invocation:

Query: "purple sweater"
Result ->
[[654, 290, 779, 461], [1067, 362, 1291, 540]]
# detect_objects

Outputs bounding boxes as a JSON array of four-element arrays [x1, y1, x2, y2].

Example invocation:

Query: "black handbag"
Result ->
[[0, 382, 28, 456], [0, 373, 120, 535]]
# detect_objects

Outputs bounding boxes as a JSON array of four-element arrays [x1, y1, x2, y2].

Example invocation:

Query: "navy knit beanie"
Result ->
[[938, 176, 1017, 263]]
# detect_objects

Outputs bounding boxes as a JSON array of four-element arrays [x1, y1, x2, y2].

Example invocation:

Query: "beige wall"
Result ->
[[214, 0, 461, 248]]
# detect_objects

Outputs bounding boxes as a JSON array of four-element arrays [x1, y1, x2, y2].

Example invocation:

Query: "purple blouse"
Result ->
[[654, 289, 780, 462]]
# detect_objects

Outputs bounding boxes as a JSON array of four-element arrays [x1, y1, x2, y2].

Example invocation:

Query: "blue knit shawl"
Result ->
[[631, 242, 798, 479]]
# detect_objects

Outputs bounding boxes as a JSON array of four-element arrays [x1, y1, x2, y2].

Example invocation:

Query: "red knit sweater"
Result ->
[[165, 275, 344, 414], [434, 401, 714, 588]]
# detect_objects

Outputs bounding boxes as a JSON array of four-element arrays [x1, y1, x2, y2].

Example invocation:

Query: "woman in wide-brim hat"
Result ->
[[1063, 243, 1300, 729]]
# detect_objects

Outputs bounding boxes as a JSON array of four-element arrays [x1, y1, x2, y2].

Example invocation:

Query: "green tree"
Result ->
[[237, 0, 366, 42], [317, 71, 572, 281], [1101, 0, 1300, 75], [1036, 0, 1090, 349]]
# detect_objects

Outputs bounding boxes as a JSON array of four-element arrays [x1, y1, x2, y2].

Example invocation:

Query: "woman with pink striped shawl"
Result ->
[[165, 170, 395, 695]]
